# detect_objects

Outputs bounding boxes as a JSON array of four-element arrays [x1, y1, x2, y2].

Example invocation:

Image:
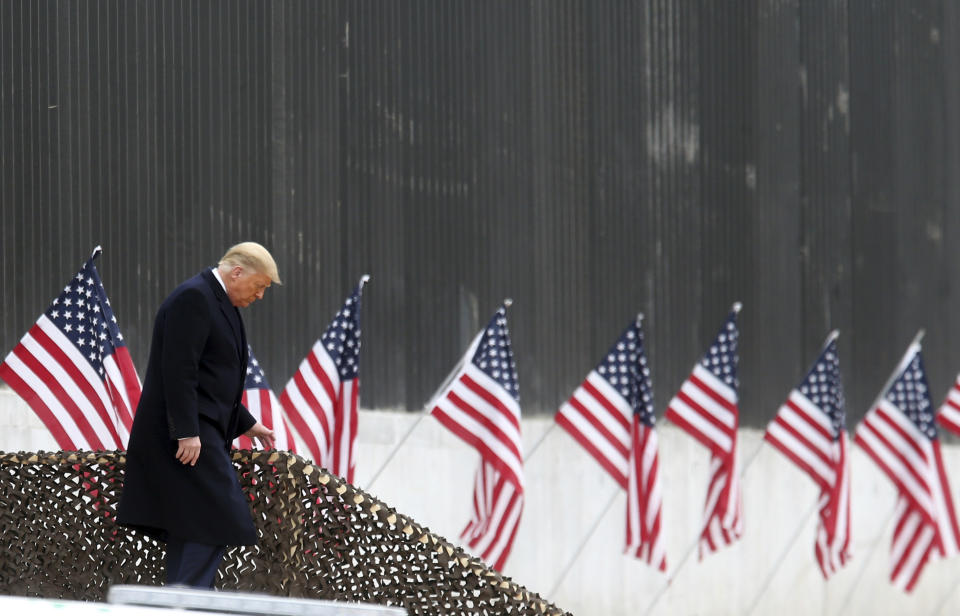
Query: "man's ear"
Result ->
[[231, 266, 244, 279]]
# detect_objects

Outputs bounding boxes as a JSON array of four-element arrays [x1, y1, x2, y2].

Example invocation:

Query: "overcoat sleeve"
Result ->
[[161, 287, 210, 439], [233, 403, 257, 440]]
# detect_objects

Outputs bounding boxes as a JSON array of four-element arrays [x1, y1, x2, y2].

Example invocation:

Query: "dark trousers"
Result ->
[[165, 538, 225, 588]]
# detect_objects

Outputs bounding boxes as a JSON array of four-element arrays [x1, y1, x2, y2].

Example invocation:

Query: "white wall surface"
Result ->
[[2, 387, 959, 615]]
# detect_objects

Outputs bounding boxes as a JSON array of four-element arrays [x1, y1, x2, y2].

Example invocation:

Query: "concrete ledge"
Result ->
[[107, 586, 407, 615]]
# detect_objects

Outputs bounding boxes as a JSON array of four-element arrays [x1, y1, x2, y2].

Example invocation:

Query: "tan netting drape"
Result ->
[[0, 450, 569, 615]]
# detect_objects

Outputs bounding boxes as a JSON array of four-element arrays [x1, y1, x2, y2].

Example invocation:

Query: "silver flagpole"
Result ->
[[741, 329, 842, 614], [362, 344, 471, 492], [542, 313, 657, 593], [362, 412, 429, 491], [832, 504, 897, 616], [642, 301, 751, 616], [832, 329, 926, 614], [864, 329, 925, 414], [545, 432, 758, 604], [546, 486, 621, 598], [362, 300, 511, 491], [648, 327, 857, 615], [529, 313, 647, 466], [742, 499, 820, 615], [640, 435, 766, 616], [523, 422, 556, 463]]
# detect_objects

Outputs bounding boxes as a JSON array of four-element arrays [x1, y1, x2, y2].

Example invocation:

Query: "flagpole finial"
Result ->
[[867, 330, 928, 413], [503, 298, 513, 308], [360, 274, 371, 286], [637, 312, 644, 323], [820, 329, 841, 354], [732, 301, 743, 314], [91, 245, 102, 259]]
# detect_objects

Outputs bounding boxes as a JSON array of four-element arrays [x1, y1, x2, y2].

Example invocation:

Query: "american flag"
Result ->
[[430, 304, 523, 571], [234, 344, 297, 451], [555, 319, 636, 488], [555, 316, 665, 569], [764, 332, 851, 579], [623, 317, 667, 570], [664, 304, 742, 557], [936, 373, 960, 436], [854, 340, 960, 592], [462, 460, 524, 571], [0, 247, 141, 450], [280, 276, 368, 482]]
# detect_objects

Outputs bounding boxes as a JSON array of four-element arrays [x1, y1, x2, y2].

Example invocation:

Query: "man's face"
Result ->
[[226, 267, 272, 308]]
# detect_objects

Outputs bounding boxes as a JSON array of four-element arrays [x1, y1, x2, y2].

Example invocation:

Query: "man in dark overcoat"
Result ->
[[118, 242, 281, 588]]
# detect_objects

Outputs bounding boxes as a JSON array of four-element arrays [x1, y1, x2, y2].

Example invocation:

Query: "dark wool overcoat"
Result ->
[[118, 269, 258, 546]]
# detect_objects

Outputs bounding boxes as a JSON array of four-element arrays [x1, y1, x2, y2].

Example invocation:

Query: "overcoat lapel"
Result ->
[[202, 269, 244, 360]]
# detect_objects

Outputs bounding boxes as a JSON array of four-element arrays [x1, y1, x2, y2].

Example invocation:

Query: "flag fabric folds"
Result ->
[[854, 340, 960, 592], [281, 277, 368, 482], [764, 332, 852, 579], [664, 304, 743, 558], [623, 318, 667, 570], [936, 374, 960, 436], [430, 304, 523, 571], [461, 459, 524, 571], [555, 320, 635, 488], [0, 246, 141, 450], [234, 344, 297, 451], [555, 316, 666, 570]]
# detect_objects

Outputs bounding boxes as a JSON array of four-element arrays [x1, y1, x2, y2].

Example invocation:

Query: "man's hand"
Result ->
[[245, 422, 276, 450], [176, 436, 201, 466]]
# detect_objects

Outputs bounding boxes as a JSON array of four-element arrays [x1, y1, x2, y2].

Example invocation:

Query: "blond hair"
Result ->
[[218, 242, 282, 284]]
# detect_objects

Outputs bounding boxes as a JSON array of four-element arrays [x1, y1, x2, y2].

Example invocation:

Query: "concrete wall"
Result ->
[[1, 388, 958, 615]]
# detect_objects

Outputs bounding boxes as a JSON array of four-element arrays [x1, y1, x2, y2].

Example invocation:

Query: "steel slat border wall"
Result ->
[[3, 1, 960, 428]]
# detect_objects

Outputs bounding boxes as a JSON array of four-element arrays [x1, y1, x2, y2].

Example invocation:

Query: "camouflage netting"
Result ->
[[0, 450, 569, 615]]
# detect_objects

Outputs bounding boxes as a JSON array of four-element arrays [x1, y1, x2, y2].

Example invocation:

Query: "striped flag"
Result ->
[[234, 344, 297, 451], [554, 316, 665, 569], [764, 332, 851, 578], [0, 246, 141, 450], [462, 460, 524, 571], [281, 276, 368, 482], [936, 374, 960, 436], [430, 303, 523, 571], [555, 319, 636, 488], [623, 317, 667, 570], [854, 339, 960, 592], [664, 304, 743, 557]]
